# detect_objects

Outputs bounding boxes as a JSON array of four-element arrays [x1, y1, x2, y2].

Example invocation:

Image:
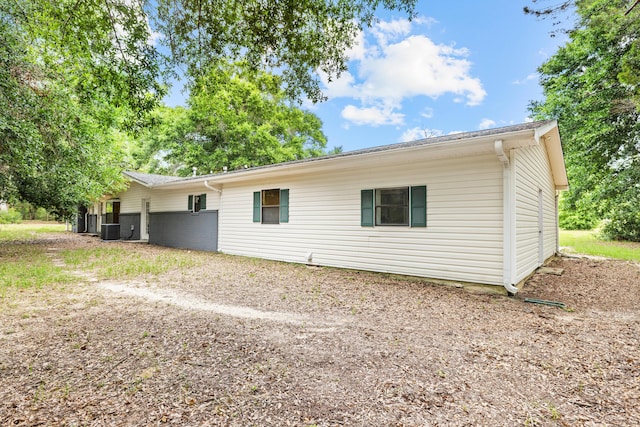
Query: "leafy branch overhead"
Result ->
[[0, 0, 415, 218], [154, 0, 417, 103]]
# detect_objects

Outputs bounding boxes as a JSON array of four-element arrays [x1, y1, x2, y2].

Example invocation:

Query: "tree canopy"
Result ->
[[1, 0, 164, 218], [153, 0, 417, 102], [530, 0, 640, 240], [132, 63, 331, 176], [1, 0, 416, 218]]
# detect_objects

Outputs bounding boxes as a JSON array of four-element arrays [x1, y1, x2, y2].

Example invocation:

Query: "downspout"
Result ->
[[495, 140, 519, 295], [204, 181, 222, 252], [555, 192, 560, 254]]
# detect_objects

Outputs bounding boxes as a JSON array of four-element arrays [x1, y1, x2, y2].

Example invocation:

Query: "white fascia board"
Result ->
[[536, 121, 569, 191], [534, 120, 558, 145]]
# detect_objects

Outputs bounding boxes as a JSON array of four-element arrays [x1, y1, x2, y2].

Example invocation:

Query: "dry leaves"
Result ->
[[1, 234, 638, 426]]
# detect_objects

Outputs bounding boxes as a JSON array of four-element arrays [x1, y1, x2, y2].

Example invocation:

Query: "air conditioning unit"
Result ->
[[101, 224, 120, 241]]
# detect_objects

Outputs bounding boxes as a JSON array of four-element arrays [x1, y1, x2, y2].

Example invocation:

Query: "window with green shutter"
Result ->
[[361, 186, 426, 227], [254, 189, 289, 224], [376, 187, 409, 225], [262, 189, 280, 224], [188, 194, 207, 213]]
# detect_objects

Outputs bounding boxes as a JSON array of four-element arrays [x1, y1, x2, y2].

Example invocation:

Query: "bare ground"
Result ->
[[1, 234, 638, 426]]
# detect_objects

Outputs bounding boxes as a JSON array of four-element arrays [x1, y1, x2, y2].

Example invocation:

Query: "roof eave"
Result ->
[[535, 120, 569, 191], [144, 120, 567, 190], [123, 172, 154, 188], [157, 129, 545, 188]]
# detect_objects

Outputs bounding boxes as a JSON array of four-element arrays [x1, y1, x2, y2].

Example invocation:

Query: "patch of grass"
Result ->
[[0, 222, 66, 242], [62, 247, 203, 279], [524, 414, 540, 427], [547, 402, 561, 420], [559, 229, 640, 261], [0, 245, 77, 290]]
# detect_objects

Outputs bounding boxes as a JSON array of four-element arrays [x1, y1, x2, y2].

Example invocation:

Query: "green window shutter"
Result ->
[[253, 191, 261, 222], [410, 186, 427, 227], [200, 194, 207, 210], [361, 189, 374, 227], [279, 189, 289, 223], [188, 195, 193, 211]]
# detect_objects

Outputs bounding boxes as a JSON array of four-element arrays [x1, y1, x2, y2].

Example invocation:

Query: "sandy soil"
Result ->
[[1, 234, 638, 426]]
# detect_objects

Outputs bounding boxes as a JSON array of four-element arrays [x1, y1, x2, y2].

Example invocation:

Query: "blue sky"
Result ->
[[164, 1, 569, 152]]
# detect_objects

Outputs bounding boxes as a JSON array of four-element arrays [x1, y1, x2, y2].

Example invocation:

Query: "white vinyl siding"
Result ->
[[513, 143, 557, 283], [115, 184, 221, 215], [118, 182, 152, 214], [149, 189, 220, 213], [220, 153, 504, 285]]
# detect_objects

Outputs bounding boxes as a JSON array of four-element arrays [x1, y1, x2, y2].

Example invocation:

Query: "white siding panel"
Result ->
[[220, 154, 505, 285], [118, 182, 152, 214], [151, 189, 220, 213], [116, 184, 221, 215], [514, 143, 557, 283]]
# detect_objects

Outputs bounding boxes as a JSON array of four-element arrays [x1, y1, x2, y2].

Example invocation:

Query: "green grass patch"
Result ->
[[62, 247, 202, 279], [0, 245, 78, 289], [0, 222, 204, 291], [0, 222, 67, 242], [560, 229, 640, 261]]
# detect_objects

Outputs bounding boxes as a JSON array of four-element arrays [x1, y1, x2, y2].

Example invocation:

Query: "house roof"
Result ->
[[127, 120, 569, 190], [123, 171, 183, 187]]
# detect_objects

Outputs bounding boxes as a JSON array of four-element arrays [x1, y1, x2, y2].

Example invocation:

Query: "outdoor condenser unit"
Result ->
[[101, 224, 120, 241]]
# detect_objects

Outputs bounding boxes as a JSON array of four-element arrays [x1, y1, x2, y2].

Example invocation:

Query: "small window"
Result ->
[[261, 189, 279, 224], [188, 194, 207, 213], [376, 188, 409, 226], [361, 186, 426, 227], [253, 189, 289, 224], [105, 200, 120, 224]]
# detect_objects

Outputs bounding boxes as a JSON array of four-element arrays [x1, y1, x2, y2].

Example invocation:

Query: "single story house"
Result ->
[[80, 120, 568, 294]]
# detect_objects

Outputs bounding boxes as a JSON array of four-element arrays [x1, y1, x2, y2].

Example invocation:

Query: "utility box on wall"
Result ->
[[101, 224, 120, 240]]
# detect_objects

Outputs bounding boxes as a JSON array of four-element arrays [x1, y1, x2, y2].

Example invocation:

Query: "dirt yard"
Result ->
[[1, 234, 638, 426]]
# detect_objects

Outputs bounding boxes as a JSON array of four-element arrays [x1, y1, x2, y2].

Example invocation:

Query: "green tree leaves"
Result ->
[[132, 63, 329, 175], [531, 0, 640, 240], [153, 0, 417, 102], [2, 0, 414, 218], [1, 0, 163, 218]]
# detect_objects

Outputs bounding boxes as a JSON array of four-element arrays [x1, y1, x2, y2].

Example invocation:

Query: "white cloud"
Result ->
[[342, 105, 404, 126], [420, 107, 434, 119], [372, 18, 412, 46], [322, 70, 359, 99], [360, 36, 485, 106], [399, 127, 443, 142], [512, 73, 537, 85], [413, 16, 439, 28], [148, 30, 163, 46], [322, 17, 486, 127], [345, 30, 367, 62], [478, 118, 496, 130]]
